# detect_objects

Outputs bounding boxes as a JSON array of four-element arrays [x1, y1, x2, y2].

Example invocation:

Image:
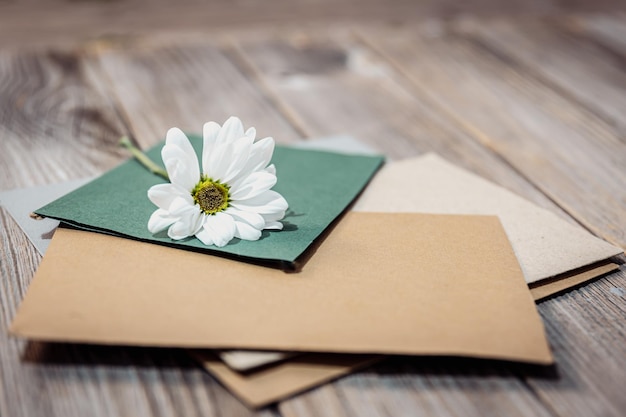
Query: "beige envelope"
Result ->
[[194, 154, 623, 407], [218, 153, 622, 371], [354, 153, 622, 295], [191, 351, 381, 407], [11, 213, 551, 361]]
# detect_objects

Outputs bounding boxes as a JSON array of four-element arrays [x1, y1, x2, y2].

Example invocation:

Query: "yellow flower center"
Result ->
[[192, 177, 230, 214]]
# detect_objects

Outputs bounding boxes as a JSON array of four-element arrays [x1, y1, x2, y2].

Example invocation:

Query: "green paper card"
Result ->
[[35, 135, 384, 268]]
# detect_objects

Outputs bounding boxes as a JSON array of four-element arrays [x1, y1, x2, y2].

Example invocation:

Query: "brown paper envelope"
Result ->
[[11, 212, 552, 365], [194, 264, 619, 407], [217, 153, 622, 373], [216, 153, 622, 375], [529, 261, 618, 301], [200, 155, 622, 407], [353, 153, 623, 293], [190, 351, 381, 408]]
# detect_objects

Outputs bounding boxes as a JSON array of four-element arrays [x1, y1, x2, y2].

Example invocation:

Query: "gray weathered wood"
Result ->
[[0, 46, 278, 417], [453, 18, 626, 135], [85, 40, 302, 149], [1, 0, 608, 49], [234, 30, 567, 417], [531, 267, 626, 417], [1, 12, 625, 417], [0, 49, 128, 189], [233, 30, 576, 222], [359, 25, 626, 248], [573, 13, 626, 55]]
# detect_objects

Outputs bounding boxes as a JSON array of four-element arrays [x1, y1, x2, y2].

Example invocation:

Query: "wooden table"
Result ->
[[1, 9, 625, 417]]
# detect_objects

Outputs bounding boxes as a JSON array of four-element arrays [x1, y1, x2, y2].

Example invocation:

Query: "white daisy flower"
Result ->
[[146, 117, 288, 247]]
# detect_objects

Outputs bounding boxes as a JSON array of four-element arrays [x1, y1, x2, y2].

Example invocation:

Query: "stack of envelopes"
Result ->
[[8, 136, 623, 408]]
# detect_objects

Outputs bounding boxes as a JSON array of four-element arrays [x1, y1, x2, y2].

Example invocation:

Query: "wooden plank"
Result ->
[[359, 25, 626, 248], [85, 40, 302, 149], [0, 49, 128, 189], [357, 23, 626, 417], [530, 267, 626, 417], [0, 0, 576, 49], [0, 47, 276, 417], [572, 13, 626, 55], [280, 359, 555, 417], [233, 30, 560, 417], [452, 17, 626, 135], [232, 30, 575, 222]]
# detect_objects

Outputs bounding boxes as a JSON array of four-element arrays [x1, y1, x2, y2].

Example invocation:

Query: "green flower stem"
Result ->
[[119, 136, 169, 181]]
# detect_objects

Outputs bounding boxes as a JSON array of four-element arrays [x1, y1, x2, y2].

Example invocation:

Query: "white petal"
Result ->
[[168, 196, 195, 215], [168, 220, 192, 240], [162, 144, 199, 191], [231, 190, 288, 214], [264, 163, 276, 176], [217, 116, 244, 145], [164, 199, 203, 239], [218, 136, 254, 184], [226, 207, 265, 229], [148, 209, 176, 233], [202, 212, 236, 247], [203, 141, 228, 180], [202, 121, 221, 172], [203, 121, 221, 144], [262, 209, 286, 224], [148, 183, 191, 210], [166, 127, 197, 158], [229, 138, 275, 189], [230, 171, 277, 200], [245, 127, 256, 140], [195, 227, 214, 245], [234, 221, 262, 241], [264, 221, 284, 230]]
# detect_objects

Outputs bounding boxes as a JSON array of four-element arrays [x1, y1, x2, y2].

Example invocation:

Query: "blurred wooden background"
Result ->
[[1, 0, 626, 48], [1, 1, 625, 416]]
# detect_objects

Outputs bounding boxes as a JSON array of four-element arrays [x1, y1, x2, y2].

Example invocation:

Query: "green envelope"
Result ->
[[35, 134, 384, 269]]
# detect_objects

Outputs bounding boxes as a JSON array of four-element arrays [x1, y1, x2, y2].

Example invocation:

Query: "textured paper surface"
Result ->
[[0, 178, 91, 254], [354, 153, 623, 284], [11, 212, 552, 365], [2, 147, 619, 401], [191, 351, 381, 408], [529, 261, 618, 301], [34, 136, 384, 267], [0, 136, 378, 373]]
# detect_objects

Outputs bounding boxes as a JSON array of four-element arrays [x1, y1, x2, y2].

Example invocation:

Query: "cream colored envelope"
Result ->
[[11, 213, 551, 359], [354, 153, 623, 298]]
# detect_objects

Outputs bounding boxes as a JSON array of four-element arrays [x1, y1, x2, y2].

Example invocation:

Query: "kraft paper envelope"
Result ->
[[190, 351, 382, 407], [353, 153, 623, 298], [0, 136, 378, 373], [11, 213, 552, 364], [33, 135, 384, 269], [2, 148, 619, 406]]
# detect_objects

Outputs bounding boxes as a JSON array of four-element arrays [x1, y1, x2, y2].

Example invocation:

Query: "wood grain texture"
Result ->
[[232, 30, 576, 222], [4, 0, 623, 48], [359, 24, 626, 247], [453, 17, 626, 135], [572, 13, 626, 54], [531, 266, 626, 417], [86, 40, 302, 149], [1, 11, 625, 417], [0, 49, 127, 189], [0, 47, 278, 417], [233, 29, 569, 417], [279, 359, 555, 417]]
